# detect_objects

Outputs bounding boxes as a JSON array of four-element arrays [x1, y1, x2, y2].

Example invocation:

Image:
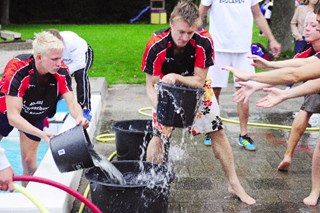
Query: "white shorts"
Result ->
[[208, 51, 255, 88]]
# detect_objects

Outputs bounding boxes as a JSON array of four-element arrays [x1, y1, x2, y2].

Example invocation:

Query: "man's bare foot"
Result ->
[[228, 185, 256, 205], [277, 157, 292, 171], [303, 191, 319, 206]]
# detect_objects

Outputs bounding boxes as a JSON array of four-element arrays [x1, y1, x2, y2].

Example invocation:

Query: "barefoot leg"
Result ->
[[209, 130, 256, 205], [303, 136, 320, 206], [278, 111, 311, 171]]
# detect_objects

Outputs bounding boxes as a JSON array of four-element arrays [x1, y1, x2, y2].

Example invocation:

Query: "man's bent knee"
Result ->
[[146, 136, 165, 164]]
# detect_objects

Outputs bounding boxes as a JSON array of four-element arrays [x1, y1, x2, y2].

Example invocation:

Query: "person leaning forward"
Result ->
[[0, 31, 89, 189], [140, 0, 255, 205]]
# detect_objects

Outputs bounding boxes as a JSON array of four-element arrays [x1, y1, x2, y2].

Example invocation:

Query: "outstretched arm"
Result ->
[[255, 87, 288, 108], [233, 81, 271, 103], [223, 59, 320, 86], [256, 78, 320, 108], [249, 55, 319, 69]]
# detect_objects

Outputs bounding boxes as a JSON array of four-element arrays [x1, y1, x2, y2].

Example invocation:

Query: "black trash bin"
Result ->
[[156, 82, 204, 128], [112, 119, 153, 160], [85, 160, 174, 213]]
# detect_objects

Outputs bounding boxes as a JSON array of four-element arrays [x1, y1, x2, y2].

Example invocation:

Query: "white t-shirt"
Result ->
[[60, 31, 88, 74], [264, 2, 273, 19], [201, 0, 261, 53], [0, 146, 10, 171]]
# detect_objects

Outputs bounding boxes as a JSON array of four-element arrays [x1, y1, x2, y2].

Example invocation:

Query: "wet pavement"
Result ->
[[2, 41, 320, 213], [73, 82, 320, 213]]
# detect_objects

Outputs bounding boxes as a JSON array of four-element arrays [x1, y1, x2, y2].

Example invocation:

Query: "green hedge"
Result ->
[[9, 0, 186, 24]]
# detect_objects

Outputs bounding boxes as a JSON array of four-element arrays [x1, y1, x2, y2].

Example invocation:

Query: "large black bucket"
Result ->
[[50, 125, 94, 172], [112, 120, 153, 160], [85, 160, 174, 213], [157, 82, 204, 128]]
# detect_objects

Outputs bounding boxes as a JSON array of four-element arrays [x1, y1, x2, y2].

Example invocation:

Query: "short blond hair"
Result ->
[[170, 0, 201, 27], [32, 31, 64, 56]]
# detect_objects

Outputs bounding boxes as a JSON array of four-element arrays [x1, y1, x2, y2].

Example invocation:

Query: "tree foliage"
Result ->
[[6, 0, 180, 24]]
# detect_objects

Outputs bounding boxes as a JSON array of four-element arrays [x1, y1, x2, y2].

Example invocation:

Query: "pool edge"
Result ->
[[0, 94, 101, 213]]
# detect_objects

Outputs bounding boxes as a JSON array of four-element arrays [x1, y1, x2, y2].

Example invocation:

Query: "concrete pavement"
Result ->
[[73, 81, 320, 213]]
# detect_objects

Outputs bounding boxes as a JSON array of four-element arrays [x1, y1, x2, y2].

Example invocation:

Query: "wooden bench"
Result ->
[[0, 30, 22, 41]]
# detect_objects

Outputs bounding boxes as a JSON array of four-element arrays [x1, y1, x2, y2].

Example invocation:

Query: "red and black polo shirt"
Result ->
[[141, 28, 215, 78], [0, 54, 72, 119]]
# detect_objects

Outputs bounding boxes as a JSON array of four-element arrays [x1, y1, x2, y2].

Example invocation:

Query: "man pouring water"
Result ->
[[0, 31, 89, 189], [141, 0, 255, 205]]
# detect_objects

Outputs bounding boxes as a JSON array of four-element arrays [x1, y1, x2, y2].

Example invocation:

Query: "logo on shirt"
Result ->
[[166, 57, 174, 62], [220, 0, 245, 3]]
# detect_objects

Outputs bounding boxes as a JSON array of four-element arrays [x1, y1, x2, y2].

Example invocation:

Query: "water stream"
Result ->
[[88, 148, 126, 185]]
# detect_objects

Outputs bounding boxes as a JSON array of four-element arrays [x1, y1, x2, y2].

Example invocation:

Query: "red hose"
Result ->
[[13, 175, 102, 213]]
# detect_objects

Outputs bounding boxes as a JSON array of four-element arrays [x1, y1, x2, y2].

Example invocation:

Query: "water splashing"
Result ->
[[157, 82, 204, 128], [88, 148, 126, 185]]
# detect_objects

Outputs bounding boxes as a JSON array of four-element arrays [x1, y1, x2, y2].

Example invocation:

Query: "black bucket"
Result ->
[[50, 125, 94, 172], [112, 120, 153, 160], [157, 82, 204, 128], [85, 160, 174, 213]]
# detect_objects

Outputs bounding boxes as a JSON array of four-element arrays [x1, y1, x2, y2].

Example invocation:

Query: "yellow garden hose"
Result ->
[[78, 150, 118, 213], [107, 151, 118, 161], [95, 133, 115, 143], [138, 107, 153, 117], [78, 184, 91, 213], [137, 106, 320, 132], [88, 105, 320, 212], [13, 183, 49, 213], [220, 116, 320, 131]]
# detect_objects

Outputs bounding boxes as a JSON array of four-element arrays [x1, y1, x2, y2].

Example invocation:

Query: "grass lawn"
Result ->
[[3, 24, 293, 85]]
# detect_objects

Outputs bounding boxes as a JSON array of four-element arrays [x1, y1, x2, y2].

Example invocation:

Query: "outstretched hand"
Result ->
[[256, 87, 286, 108], [233, 82, 256, 103], [222, 66, 250, 82], [248, 55, 270, 69]]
